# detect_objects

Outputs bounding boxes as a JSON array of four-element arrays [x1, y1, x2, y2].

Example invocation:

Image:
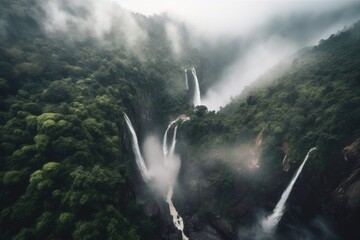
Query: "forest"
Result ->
[[1, 0, 360, 240]]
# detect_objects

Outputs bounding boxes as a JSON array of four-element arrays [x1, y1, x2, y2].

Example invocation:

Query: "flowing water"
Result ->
[[184, 69, 189, 90], [125, 112, 188, 239], [261, 147, 317, 233], [162, 119, 178, 158], [167, 185, 189, 240], [123, 113, 150, 182], [191, 67, 201, 107], [163, 120, 188, 239]]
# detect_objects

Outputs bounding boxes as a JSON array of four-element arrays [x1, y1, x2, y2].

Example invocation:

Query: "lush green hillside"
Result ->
[[1, 1, 360, 240], [178, 21, 360, 239], [0, 1, 194, 239]]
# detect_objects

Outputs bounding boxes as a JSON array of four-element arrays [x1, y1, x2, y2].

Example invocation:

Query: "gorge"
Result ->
[[1, 1, 360, 240]]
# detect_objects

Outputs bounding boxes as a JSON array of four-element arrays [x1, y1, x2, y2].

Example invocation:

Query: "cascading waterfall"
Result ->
[[163, 119, 178, 158], [167, 185, 188, 240], [261, 147, 317, 233], [123, 113, 150, 182], [190, 67, 201, 107], [125, 112, 189, 239], [184, 69, 189, 90], [169, 125, 178, 157], [164, 120, 188, 240]]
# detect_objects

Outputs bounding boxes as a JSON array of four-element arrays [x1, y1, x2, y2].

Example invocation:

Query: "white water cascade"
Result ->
[[190, 67, 201, 107], [123, 113, 150, 182], [125, 112, 188, 239], [261, 147, 317, 234], [169, 125, 178, 157], [167, 185, 188, 240], [162, 119, 178, 158], [184, 69, 189, 90], [163, 119, 188, 240]]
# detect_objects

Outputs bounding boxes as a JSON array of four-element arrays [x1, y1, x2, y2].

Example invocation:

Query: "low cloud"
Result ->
[[165, 21, 183, 57], [37, 0, 148, 53], [201, 2, 360, 110], [143, 134, 181, 197], [238, 214, 338, 240], [0, 18, 7, 40]]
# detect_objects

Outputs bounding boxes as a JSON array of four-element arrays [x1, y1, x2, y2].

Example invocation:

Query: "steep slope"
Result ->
[[0, 1, 194, 239], [178, 21, 360, 239]]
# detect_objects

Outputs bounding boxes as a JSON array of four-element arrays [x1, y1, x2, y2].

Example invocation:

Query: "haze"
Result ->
[[116, 0, 360, 110], [35, 0, 360, 110]]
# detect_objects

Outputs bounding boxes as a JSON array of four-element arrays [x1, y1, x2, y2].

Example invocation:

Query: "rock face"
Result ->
[[144, 199, 160, 219], [189, 231, 223, 240], [332, 138, 360, 239], [281, 142, 293, 172], [343, 138, 360, 166], [208, 215, 235, 240]]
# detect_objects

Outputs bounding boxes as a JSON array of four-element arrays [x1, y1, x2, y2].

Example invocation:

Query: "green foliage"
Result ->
[[72, 221, 100, 240], [34, 134, 49, 152], [3, 170, 22, 186], [1, 0, 359, 238], [42, 162, 60, 176], [180, 22, 360, 221], [42, 80, 74, 103]]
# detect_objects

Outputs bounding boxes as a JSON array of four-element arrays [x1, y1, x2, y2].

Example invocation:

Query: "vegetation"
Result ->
[[1, 0, 360, 239], [0, 1, 197, 239], [180, 22, 360, 227]]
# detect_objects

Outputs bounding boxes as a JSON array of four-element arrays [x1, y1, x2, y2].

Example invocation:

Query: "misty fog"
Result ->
[[31, 0, 360, 110]]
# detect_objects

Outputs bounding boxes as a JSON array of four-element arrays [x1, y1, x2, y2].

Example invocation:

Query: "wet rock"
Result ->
[[281, 142, 293, 172], [331, 138, 360, 239], [333, 168, 360, 208], [282, 154, 291, 172], [334, 138, 360, 209], [144, 199, 160, 218], [209, 215, 235, 239], [186, 214, 202, 233], [189, 231, 224, 240], [343, 138, 360, 166]]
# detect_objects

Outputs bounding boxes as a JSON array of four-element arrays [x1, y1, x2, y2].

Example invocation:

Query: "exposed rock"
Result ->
[[167, 232, 182, 240], [333, 168, 360, 208], [189, 231, 224, 240], [334, 138, 360, 209], [281, 142, 293, 172], [282, 154, 291, 172], [208, 215, 235, 240], [343, 138, 360, 166], [186, 214, 203, 233], [331, 138, 360, 239], [144, 199, 160, 218]]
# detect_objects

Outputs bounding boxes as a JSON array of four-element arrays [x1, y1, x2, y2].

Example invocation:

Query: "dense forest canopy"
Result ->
[[1, 0, 360, 240]]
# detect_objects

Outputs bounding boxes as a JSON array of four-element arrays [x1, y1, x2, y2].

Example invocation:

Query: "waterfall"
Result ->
[[191, 67, 201, 107], [261, 147, 317, 233], [123, 113, 150, 182], [124, 112, 188, 239], [167, 185, 189, 240], [169, 125, 178, 157], [163, 119, 178, 158], [163, 118, 188, 240], [184, 69, 189, 90]]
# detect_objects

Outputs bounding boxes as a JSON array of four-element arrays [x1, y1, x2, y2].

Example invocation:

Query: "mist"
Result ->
[[198, 1, 360, 110], [25, 1, 360, 110], [117, 0, 360, 110], [238, 214, 338, 240], [143, 134, 181, 197], [36, 0, 148, 55]]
